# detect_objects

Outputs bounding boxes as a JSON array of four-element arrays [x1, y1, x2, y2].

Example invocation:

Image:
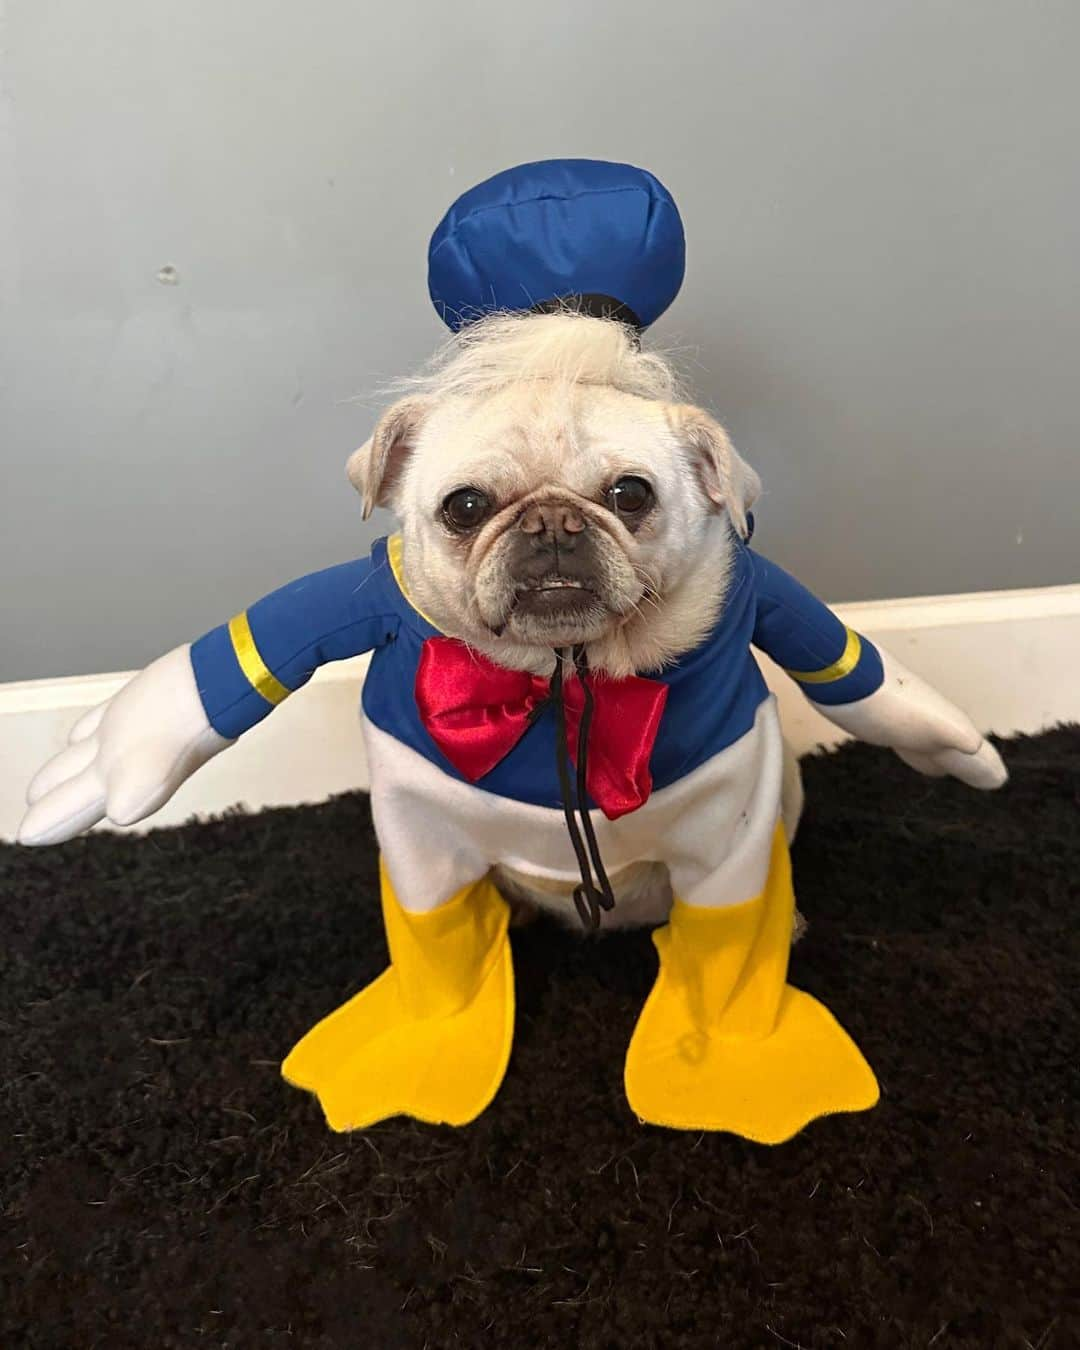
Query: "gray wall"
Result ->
[[2, 1, 1077, 682]]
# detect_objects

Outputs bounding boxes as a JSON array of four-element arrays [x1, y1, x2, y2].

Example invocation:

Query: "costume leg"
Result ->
[[282, 857, 513, 1131], [624, 824, 878, 1142]]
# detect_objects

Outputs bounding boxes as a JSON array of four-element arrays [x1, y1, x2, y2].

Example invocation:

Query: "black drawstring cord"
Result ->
[[548, 646, 616, 931], [572, 646, 616, 927]]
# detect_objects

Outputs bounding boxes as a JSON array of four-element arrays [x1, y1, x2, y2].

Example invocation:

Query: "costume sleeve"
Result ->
[[189, 554, 400, 739], [748, 551, 884, 706]]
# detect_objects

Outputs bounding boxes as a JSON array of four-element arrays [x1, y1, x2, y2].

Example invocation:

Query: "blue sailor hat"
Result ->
[[428, 159, 686, 333]]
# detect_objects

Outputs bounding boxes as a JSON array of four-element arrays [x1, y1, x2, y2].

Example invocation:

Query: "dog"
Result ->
[[346, 310, 805, 928], [19, 307, 1004, 1139]]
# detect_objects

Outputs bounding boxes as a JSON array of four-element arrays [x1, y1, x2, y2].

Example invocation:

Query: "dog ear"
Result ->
[[346, 397, 429, 520], [676, 406, 761, 538]]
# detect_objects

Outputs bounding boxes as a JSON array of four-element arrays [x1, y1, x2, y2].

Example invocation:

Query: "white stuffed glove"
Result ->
[[18, 645, 231, 846], [816, 645, 1007, 790]]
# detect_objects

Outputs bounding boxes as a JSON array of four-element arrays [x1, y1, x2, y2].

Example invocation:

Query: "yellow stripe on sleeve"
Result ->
[[227, 611, 291, 706], [785, 627, 862, 685]]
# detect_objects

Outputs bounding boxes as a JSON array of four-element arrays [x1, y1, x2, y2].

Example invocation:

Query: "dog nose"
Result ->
[[518, 501, 588, 546]]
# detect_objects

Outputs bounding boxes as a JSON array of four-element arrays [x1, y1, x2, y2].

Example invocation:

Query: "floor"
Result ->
[[2, 730, 1077, 1348]]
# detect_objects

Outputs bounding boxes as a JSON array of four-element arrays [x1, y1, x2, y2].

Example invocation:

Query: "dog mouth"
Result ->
[[511, 575, 600, 618]]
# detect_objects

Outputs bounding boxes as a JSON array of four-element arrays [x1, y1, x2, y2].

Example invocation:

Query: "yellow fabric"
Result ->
[[786, 626, 862, 685], [227, 611, 290, 706], [386, 533, 442, 630], [282, 861, 514, 1130], [624, 825, 879, 1143]]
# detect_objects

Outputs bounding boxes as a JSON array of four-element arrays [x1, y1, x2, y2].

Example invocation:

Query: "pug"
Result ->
[[18, 311, 1005, 1140]]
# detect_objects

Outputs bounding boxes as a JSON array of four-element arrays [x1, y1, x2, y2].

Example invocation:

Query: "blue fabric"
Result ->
[[189, 535, 882, 804], [190, 555, 401, 740], [748, 550, 884, 705], [359, 545, 768, 811], [428, 159, 685, 331]]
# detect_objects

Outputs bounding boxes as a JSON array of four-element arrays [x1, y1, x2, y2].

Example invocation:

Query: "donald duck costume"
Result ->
[[20, 160, 1006, 1143]]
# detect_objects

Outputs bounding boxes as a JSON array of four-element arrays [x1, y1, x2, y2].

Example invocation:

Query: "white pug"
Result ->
[[19, 309, 1010, 1138], [20, 311, 1005, 925]]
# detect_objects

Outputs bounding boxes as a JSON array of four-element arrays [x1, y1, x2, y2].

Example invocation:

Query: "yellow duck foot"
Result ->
[[624, 983, 879, 1143], [281, 864, 514, 1131], [624, 823, 879, 1142]]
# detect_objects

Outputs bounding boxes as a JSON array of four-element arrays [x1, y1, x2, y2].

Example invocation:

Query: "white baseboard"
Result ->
[[2, 582, 1078, 842]]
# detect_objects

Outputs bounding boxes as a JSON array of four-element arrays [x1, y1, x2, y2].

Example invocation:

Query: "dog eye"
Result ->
[[607, 476, 654, 516], [442, 486, 492, 531]]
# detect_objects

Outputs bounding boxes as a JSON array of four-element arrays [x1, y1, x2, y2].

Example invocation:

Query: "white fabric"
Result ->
[[363, 695, 784, 921], [18, 645, 231, 846], [816, 645, 1008, 790]]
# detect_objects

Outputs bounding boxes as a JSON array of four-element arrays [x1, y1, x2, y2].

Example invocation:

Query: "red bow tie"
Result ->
[[415, 637, 668, 820]]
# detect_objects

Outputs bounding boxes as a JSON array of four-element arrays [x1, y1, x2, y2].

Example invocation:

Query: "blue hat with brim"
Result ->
[[428, 159, 685, 333]]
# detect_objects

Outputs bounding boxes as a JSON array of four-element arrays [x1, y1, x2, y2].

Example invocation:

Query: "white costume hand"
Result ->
[[816, 647, 1007, 790], [18, 645, 230, 846]]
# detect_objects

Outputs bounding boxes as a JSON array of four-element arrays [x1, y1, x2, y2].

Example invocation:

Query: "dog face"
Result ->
[[347, 318, 760, 676]]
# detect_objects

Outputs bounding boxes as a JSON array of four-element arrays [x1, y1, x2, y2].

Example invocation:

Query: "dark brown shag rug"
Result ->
[[2, 730, 1078, 1349]]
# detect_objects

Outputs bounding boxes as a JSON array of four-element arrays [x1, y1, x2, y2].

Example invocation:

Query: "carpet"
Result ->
[[2, 730, 1077, 1348]]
